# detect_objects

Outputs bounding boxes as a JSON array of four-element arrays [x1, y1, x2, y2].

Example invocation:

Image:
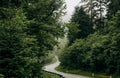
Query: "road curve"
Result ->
[[43, 56, 91, 78]]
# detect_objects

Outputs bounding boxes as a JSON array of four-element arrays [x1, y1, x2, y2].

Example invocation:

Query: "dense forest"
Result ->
[[60, 0, 120, 77], [0, 0, 65, 78], [0, 0, 120, 78]]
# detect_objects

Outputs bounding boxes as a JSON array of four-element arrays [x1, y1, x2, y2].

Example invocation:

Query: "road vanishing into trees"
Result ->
[[44, 56, 91, 78]]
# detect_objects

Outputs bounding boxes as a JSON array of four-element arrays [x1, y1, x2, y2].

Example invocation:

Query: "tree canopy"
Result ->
[[0, 0, 65, 78], [60, 0, 120, 77]]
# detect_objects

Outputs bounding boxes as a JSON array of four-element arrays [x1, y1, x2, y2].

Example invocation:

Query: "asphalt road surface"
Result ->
[[44, 56, 91, 78]]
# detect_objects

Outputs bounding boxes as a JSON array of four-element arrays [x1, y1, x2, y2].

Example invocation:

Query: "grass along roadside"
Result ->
[[44, 56, 57, 66], [42, 71, 61, 78], [42, 55, 57, 70], [56, 65, 119, 78], [42, 56, 61, 78], [43, 53, 57, 66]]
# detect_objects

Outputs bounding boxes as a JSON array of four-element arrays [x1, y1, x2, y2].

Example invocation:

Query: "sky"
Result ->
[[62, 0, 80, 23]]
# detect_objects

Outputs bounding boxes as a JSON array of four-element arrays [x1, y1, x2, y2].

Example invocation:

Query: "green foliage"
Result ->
[[0, 8, 39, 78], [0, 74, 4, 78], [42, 71, 61, 78], [60, 10, 120, 76], [66, 22, 80, 44], [81, 0, 107, 29], [56, 66, 111, 78], [25, 0, 65, 52], [0, 0, 65, 78], [107, 0, 120, 19], [69, 6, 94, 41]]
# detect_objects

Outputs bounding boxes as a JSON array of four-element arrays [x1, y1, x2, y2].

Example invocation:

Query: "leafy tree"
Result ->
[[0, 0, 65, 78], [24, 0, 65, 58], [107, 0, 120, 19], [60, 38, 91, 70], [24, 0, 65, 77], [60, 11, 120, 76], [103, 11, 120, 75], [71, 6, 94, 38], [0, 8, 40, 78], [66, 22, 80, 44]]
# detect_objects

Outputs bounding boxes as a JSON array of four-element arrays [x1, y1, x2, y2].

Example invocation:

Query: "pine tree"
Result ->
[[0, 8, 40, 77], [0, 0, 65, 77], [81, 0, 107, 29], [71, 6, 94, 39]]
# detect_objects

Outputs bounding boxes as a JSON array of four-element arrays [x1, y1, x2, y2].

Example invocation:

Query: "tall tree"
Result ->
[[0, 8, 39, 78], [24, 0, 65, 77], [0, 0, 65, 78], [81, 0, 107, 29], [60, 10, 120, 76], [107, 0, 120, 19], [70, 6, 94, 39]]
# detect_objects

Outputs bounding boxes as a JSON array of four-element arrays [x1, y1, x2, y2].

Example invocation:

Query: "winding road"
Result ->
[[43, 56, 91, 78]]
